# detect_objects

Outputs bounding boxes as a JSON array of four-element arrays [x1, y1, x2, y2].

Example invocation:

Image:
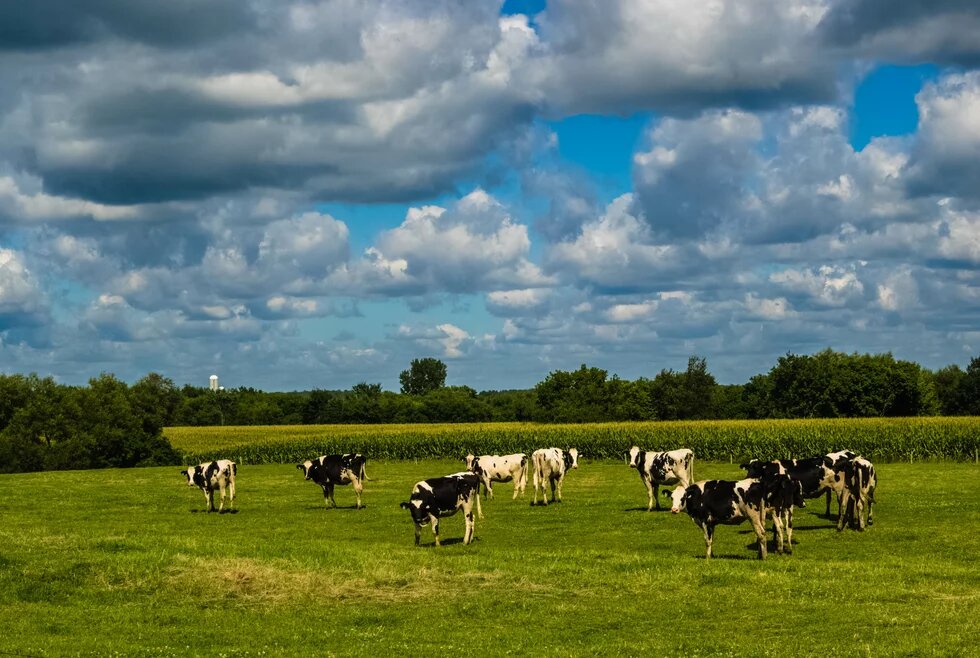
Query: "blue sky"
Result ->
[[2, 0, 980, 391]]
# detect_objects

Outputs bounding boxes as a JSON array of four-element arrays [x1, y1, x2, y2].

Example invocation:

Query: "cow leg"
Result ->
[[431, 516, 441, 547], [464, 511, 475, 545], [825, 489, 832, 517], [486, 480, 494, 501], [703, 524, 714, 560], [837, 492, 850, 531], [750, 511, 767, 560], [327, 483, 337, 508], [228, 476, 235, 510], [653, 482, 660, 511], [475, 489, 484, 520], [856, 495, 866, 531], [414, 523, 422, 546], [867, 489, 875, 527], [352, 477, 363, 509], [556, 474, 564, 503], [321, 485, 330, 507], [785, 509, 794, 554], [551, 476, 558, 503], [217, 478, 226, 512], [532, 468, 540, 505], [771, 511, 785, 554]]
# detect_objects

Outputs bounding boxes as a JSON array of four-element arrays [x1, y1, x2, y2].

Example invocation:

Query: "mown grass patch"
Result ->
[[1, 460, 978, 656]]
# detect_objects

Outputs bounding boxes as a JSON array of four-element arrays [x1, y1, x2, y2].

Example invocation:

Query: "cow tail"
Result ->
[[361, 458, 370, 481], [232, 463, 237, 477], [688, 453, 695, 484]]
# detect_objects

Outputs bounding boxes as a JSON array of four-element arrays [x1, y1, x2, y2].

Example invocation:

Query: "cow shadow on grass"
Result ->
[[188, 509, 240, 514], [694, 553, 757, 561], [420, 537, 480, 548], [303, 504, 365, 511]]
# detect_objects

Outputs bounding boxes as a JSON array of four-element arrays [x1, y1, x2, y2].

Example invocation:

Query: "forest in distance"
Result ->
[[3, 348, 980, 473]]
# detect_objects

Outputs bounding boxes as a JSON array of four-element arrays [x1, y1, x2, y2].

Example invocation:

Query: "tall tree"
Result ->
[[399, 358, 447, 396]]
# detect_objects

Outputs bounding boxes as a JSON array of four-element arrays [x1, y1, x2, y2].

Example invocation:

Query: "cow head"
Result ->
[[740, 459, 763, 477], [666, 486, 688, 514], [465, 454, 476, 470], [627, 446, 640, 468], [181, 465, 209, 488], [567, 448, 579, 469], [297, 460, 314, 480], [400, 499, 429, 526], [793, 479, 806, 508]]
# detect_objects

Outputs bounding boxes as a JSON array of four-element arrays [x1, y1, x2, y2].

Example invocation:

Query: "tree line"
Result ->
[[3, 351, 980, 473]]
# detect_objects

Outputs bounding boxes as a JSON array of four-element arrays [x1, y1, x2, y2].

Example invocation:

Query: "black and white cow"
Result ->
[[667, 474, 804, 559], [297, 453, 369, 509], [741, 449, 856, 517], [531, 448, 579, 506], [180, 459, 236, 512], [826, 455, 877, 531], [627, 446, 694, 511], [734, 461, 808, 553], [399, 472, 483, 546], [465, 453, 528, 500]]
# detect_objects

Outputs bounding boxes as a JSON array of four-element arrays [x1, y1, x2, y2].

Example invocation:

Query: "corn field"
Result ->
[[167, 418, 980, 465]]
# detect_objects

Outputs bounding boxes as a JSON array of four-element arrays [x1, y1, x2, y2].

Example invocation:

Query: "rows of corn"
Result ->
[[167, 418, 980, 465]]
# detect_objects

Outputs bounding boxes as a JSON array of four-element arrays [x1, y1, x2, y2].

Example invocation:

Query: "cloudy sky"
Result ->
[[2, 0, 980, 391]]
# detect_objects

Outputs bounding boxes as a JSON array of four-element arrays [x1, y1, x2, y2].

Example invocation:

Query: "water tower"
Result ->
[[209, 374, 219, 392]]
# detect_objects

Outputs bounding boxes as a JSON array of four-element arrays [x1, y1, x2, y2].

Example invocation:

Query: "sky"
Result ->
[[2, 1, 980, 391]]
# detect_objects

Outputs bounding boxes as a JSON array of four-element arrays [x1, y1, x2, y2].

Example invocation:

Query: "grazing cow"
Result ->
[[735, 461, 808, 553], [465, 453, 528, 500], [741, 449, 857, 517], [627, 446, 694, 511], [531, 448, 579, 506], [667, 473, 804, 559], [297, 453, 369, 509], [827, 455, 877, 531], [180, 459, 236, 512], [399, 472, 483, 546]]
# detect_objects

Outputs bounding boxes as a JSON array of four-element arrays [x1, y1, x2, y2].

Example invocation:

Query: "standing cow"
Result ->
[[297, 453, 369, 509], [827, 455, 877, 531], [465, 453, 528, 500], [399, 472, 483, 546], [741, 449, 856, 518], [180, 459, 236, 513], [627, 446, 694, 511], [668, 474, 804, 559], [531, 448, 579, 506]]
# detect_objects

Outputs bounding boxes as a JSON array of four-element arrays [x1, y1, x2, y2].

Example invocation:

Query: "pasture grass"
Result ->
[[1, 460, 978, 656]]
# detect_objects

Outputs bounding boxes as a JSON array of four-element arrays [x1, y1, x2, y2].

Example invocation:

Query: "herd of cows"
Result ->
[[179, 446, 878, 559]]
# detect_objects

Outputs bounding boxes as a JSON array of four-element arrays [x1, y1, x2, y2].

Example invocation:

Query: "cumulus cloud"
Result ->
[[819, 0, 980, 65], [528, 0, 837, 115], [906, 73, 980, 199], [353, 189, 552, 295]]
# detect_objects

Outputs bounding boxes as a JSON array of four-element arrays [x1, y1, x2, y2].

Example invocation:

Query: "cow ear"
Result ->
[[179, 470, 186, 475], [296, 464, 304, 470], [661, 489, 672, 498], [738, 462, 750, 470], [399, 502, 411, 510]]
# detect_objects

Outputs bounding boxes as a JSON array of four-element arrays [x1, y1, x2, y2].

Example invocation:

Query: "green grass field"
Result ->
[[2, 460, 978, 656]]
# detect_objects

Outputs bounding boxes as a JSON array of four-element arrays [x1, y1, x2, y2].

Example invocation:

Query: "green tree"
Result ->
[[399, 358, 447, 396], [932, 365, 967, 415], [130, 373, 181, 436], [958, 356, 980, 415]]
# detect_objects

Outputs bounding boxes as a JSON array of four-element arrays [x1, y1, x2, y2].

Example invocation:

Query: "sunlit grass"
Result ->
[[1, 460, 978, 655]]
